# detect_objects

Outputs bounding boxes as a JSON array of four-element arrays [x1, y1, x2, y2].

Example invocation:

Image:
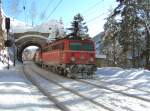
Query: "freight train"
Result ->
[[34, 37, 97, 78]]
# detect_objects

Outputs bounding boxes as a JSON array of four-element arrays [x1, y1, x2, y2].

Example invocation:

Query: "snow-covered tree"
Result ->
[[102, 0, 150, 68], [117, 0, 150, 68], [137, 0, 150, 69], [103, 16, 122, 66], [68, 13, 89, 39]]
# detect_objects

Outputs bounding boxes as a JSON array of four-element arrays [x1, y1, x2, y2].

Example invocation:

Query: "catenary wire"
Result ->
[[46, 0, 63, 20], [37, 0, 63, 32], [40, 0, 54, 21]]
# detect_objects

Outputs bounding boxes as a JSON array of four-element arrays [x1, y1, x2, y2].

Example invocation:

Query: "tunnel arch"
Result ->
[[15, 34, 48, 43], [15, 33, 48, 62], [17, 41, 42, 62]]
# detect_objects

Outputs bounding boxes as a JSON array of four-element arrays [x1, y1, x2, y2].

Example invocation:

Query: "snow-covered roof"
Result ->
[[1, 8, 65, 35], [10, 19, 34, 33], [9, 19, 65, 37]]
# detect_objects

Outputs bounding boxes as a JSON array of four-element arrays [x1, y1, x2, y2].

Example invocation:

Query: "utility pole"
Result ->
[[12, 34, 16, 66]]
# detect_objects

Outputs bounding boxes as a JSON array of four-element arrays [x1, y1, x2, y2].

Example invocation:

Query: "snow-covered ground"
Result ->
[[1, 47, 150, 111], [24, 62, 150, 111], [0, 62, 8, 70], [24, 64, 108, 111], [96, 67, 150, 92], [0, 61, 61, 111]]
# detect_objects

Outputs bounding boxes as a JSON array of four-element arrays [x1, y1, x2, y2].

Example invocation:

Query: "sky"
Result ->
[[2, 0, 118, 37]]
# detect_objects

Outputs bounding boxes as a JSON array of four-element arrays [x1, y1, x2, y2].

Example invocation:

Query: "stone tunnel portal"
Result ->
[[17, 42, 42, 62], [15, 34, 48, 62]]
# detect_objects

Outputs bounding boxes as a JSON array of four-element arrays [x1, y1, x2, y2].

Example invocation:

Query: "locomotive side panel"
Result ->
[[34, 38, 97, 78], [42, 51, 62, 65], [41, 40, 65, 65]]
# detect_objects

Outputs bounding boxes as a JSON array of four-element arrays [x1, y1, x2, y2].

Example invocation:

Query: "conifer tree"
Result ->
[[102, 0, 149, 68], [103, 17, 121, 66], [137, 0, 150, 69], [68, 13, 88, 38]]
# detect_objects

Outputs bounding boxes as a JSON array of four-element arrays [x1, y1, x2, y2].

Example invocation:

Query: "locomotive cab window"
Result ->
[[69, 42, 82, 51], [82, 43, 94, 51], [69, 42, 94, 51]]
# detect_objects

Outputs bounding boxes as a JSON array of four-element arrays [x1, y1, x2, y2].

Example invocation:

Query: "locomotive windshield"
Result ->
[[82, 43, 94, 51], [70, 43, 82, 51], [69, 42, 94, 51]]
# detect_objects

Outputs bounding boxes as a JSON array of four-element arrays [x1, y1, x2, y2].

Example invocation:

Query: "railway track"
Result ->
[[38, 62, 150, 94], [25, 63, 150, 111], [24, 63, 112, 111], [77, 79, 150, 103], [23, 65, 69, 111], [37, 63, 150, 103], [29, 65, 114, 111]]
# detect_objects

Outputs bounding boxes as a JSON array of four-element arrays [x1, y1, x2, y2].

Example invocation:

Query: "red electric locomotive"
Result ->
[[34, 37, 97, 78]]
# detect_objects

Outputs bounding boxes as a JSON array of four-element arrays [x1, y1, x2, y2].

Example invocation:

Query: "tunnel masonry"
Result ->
[[13, 31, 49, 62]]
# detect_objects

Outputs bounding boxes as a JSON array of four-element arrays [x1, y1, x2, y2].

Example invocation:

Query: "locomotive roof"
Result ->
[[43, 36, 93, 47]]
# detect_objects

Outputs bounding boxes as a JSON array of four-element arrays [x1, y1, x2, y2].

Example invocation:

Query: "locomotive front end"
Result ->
[[64, 39, 97, 78]]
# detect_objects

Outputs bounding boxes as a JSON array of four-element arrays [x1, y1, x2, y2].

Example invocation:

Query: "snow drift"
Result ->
[[96, 67, 150, 92]]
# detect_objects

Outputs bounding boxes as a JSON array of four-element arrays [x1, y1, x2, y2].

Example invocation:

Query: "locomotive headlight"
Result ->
[[71, 57, 76, 62], [90, 57, 94, 62]]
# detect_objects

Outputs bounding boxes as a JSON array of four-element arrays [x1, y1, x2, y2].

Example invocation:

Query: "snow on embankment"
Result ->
[[0, 62, 7, 70], [0, 49, 13, 69], [96, 67, 150, 91]]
